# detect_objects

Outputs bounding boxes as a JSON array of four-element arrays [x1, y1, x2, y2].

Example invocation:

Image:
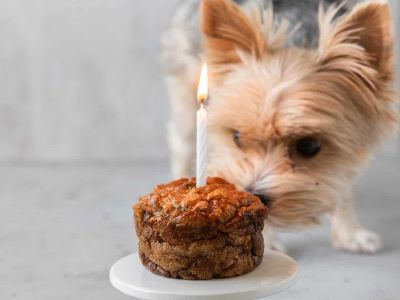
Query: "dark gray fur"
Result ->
[[240, 0, 362, 48], [161, 0, 365, 76], [169, 0, 363, 52]]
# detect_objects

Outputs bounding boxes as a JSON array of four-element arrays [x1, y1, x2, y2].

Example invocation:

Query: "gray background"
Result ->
[[0, 0, 180, 162], [0, 1, 399, 300]]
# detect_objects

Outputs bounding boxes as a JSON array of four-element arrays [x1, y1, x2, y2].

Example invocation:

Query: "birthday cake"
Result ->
[[133, 177, 267, 280]]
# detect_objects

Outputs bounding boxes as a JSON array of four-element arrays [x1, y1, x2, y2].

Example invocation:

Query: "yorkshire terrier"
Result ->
[[162, 0, 398, 253]]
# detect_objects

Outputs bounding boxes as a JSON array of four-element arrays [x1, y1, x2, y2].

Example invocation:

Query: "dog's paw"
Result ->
[[331, 228, 382, 254]]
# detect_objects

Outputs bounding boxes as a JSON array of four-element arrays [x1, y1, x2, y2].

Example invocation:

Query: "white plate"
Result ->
[[110, 250, 297, 300]]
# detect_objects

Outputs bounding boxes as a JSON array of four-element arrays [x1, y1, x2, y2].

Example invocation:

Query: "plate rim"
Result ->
[[110, 250, 298, 300]]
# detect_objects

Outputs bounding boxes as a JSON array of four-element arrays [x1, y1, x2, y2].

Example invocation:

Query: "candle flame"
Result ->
[[197, 63, 208, 104]]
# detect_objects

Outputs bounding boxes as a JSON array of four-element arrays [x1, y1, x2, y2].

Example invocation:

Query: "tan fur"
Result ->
[[201, 0, 295, 81], [167, 0, 398, 253], [202, 0, 265, 74]]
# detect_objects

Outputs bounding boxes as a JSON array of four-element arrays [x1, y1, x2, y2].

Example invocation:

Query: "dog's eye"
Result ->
[[296, 138, 321, 157], [233, 130, 241, 146]]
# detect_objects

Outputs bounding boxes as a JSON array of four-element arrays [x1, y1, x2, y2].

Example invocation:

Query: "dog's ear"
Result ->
[[318, 2, 397, 140], [318, 2, 394, 82], [201, 0, 265, 80]]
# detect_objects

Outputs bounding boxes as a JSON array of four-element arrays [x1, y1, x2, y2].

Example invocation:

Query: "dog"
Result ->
[[162, 0, 398, 253]]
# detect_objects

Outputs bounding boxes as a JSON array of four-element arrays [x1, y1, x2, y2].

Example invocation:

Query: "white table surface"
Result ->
[[1, 156, 399, 300]]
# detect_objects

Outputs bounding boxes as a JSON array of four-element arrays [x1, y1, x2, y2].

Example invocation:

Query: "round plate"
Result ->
[[110, 250, 297, 300]]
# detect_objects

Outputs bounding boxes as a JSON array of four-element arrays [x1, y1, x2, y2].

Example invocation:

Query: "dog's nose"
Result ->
[[255, 194, 270, 206]]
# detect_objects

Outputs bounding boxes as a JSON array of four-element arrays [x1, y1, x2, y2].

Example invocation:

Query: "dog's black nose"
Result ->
[[255, 194, 270, 206]]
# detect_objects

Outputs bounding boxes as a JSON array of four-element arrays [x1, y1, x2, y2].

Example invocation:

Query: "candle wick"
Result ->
[[201, 95, 208, 106]]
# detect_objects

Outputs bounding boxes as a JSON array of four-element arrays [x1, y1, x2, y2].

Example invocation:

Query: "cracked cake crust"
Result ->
[[134, 177, 267, 280]]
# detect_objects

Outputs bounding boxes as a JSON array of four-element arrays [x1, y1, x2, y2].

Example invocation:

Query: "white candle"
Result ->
[[196, 64, 208, 187]]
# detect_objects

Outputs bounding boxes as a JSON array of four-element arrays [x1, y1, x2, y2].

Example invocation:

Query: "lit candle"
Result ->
[[196, 64, 208, 187]]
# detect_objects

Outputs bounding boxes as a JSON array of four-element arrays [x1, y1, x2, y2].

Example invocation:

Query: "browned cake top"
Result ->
[[134, 177, 267, 242]]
